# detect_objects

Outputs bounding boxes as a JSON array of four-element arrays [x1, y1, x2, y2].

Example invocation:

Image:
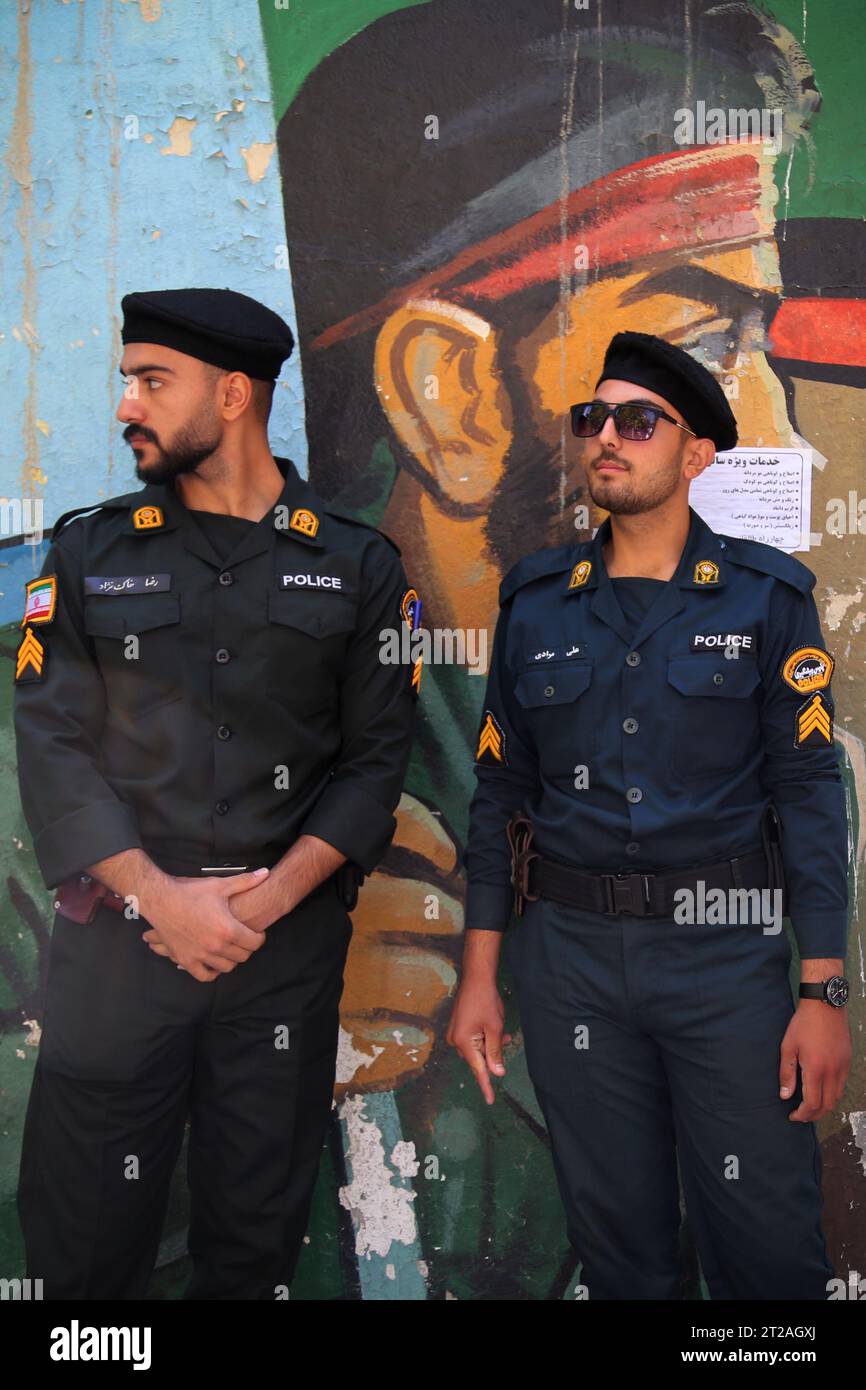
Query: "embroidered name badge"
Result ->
[[16, 627, 46, 683], [279, 573, 343, 591], [694, 560, 720, 585], [476, 710, 506, 765], [527, 643, 586, 663], [84, 574, 171, 596], [289, 508, 319, 538], [781, 646, 834, 694], [795, 693, 833, 748], [21, 575, 57, 627], [133, 505, 164, 530], [568, 561, 592, 589], [690, 631, 755, 652]]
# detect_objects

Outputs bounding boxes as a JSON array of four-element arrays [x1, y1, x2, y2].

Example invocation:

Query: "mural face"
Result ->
[[1, 0, 863, 1301]]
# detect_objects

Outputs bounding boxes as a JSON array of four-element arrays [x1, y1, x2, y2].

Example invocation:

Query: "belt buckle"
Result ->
[[603, 871, 652, 916], [200, 864, 250, 876]]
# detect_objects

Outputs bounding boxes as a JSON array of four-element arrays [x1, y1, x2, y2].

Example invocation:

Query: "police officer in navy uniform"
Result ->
[[449, 330, 850, 1300], [14, 288, 418, 1299]]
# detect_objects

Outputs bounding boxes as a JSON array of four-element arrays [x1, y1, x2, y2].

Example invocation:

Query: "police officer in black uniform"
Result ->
[[449, 330, 851, 1300], [14, 287, 418, 1299]]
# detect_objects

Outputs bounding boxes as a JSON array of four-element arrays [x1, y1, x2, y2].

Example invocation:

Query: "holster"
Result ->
[[761, 803, 788, 917], [53, 873, 125, 924], [506, 813, 540, 918], [336, 861, 364, 911]]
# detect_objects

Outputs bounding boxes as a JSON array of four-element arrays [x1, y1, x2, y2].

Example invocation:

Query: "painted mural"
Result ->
[[1, 0, 863, 1299]]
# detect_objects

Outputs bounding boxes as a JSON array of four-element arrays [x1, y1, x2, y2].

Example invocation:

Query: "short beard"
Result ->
[[134, 413, 222, 486], [586, 448, 684, 517]]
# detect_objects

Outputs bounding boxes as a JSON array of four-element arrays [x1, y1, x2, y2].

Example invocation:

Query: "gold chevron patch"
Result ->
[[15, 626, 46, 684], [476, 710, 506, 765], [795, 693, 833, 749], [411, 655, 423, 697]]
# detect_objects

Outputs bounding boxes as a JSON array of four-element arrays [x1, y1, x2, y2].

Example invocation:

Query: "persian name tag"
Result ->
[[84, 574, 172, 595]]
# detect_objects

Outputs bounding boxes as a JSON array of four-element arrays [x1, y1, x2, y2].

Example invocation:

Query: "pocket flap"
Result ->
[[515, 662, 593, 707], [667, 655, 760, 698], [84, 593, 181, 637], [267, 590, 357, 638]]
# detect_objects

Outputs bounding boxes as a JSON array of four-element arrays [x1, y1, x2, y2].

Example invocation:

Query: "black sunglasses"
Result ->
[[570, 400, 697, 442]]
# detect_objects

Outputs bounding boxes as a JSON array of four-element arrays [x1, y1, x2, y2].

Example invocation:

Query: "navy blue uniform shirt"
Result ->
[[464, 507, 849, 959]]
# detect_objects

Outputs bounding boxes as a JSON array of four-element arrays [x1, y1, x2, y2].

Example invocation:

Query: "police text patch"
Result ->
[[84, 574, 171, 595], [279, 573, 345, 591], [690, 631, 755, 653], [781, 646, 833, 694]]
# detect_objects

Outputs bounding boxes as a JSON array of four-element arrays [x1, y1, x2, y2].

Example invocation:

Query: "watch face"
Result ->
[[826, 976, 849, 1007]]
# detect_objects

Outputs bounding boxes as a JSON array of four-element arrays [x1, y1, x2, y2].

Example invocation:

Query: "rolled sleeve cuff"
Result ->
[[34, 800, 143, 889], [300, 781, 397, 874], [465, 879, 514, 932], [791, 911, 849, 960]]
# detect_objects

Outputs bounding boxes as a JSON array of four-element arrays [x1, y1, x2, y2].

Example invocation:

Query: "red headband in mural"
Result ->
[[311, 139, 777, 353]]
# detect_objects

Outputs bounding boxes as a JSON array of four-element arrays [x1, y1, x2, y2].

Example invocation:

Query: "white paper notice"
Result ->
[[690, 448, 812, 552]]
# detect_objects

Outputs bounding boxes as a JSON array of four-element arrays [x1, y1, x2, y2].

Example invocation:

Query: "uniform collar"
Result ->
[[120, 457, 326, 568], [563, 506, 727, 648]]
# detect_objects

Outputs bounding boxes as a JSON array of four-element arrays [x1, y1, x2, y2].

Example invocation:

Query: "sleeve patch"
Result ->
[[795, 693, 833, 748], [476, 709, 507, 766], [16, 627, 47, 683], [21, 574, 57, 627], [781, 646, 833, 694]]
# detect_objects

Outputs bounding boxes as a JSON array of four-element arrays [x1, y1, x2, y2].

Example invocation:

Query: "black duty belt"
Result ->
[[506, 812, 786, 919]]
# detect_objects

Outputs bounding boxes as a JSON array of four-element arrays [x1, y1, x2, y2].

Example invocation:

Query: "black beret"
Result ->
[[121, 288, 295, 382], [595, 330, 738, 452]]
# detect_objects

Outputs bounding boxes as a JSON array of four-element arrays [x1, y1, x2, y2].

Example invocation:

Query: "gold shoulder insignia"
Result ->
[[694, 560, 719, 585], [568, 560, 592, 589], [133, 505, 164, 531], [290, 508, 319, 538]]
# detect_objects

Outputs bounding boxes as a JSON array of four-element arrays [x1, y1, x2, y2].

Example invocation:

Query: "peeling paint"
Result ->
[[338, 1094, 419, 1260]]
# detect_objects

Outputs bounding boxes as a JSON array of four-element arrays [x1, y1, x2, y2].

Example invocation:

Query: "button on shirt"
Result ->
[[14, 458, 418, 886], [463, 507, 849, 958]]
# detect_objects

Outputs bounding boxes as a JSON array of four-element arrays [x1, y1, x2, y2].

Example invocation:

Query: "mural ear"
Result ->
[[374, 298, 513, 508]]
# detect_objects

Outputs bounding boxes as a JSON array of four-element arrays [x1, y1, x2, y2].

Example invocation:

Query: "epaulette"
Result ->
[[51, 491, 141, 542], [499, 542, 586, 604], [720, 534, 815, 595], [322, 502, 401, 556]]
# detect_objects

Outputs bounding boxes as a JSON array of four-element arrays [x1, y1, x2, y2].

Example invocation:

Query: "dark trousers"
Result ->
[[17, 879, 352, 1300], [505, 897, 835, 1300]]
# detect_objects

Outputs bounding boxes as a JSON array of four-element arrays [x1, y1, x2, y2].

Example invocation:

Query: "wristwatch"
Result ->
[[799, 976, 849, 1008]]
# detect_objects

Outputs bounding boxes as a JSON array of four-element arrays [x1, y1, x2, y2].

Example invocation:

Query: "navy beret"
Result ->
[[121, 288, 295, 382], [595, 330, 738, 452]]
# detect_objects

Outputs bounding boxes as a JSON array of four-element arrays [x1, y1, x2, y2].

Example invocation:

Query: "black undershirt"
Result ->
[[186, 509, 257, 564], [610, 577, 668, 635]]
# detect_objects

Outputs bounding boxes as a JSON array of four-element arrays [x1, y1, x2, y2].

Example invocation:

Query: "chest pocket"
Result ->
[[513, 659, 599, 771], [667, 655, 761, 781], [267, 590, 357, 707], [83, 594, 182, 718]]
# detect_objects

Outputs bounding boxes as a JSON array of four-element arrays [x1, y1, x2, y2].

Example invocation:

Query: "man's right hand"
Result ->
[[139, 868, 271, 983], [446, 978, 512, 1105]]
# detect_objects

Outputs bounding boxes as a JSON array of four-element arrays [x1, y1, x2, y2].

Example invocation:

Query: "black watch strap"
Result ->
[[799, 977, 849, 1007]]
